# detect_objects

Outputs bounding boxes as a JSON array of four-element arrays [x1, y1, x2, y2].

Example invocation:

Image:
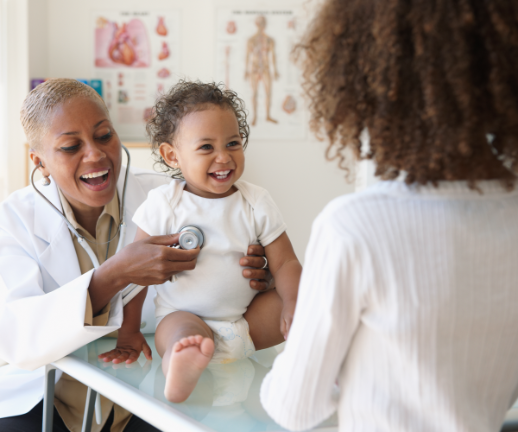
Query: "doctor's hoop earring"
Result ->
[[39, 162, 51, 186]]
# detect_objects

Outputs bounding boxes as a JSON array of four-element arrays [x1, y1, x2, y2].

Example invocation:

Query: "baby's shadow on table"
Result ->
[[152, 353, 278, 427]]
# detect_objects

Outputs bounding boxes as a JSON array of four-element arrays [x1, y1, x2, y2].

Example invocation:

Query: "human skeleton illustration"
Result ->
[[244, 16, 279, 126]]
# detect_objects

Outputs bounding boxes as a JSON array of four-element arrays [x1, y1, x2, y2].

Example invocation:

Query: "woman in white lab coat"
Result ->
[[0, 79, 282, 431]]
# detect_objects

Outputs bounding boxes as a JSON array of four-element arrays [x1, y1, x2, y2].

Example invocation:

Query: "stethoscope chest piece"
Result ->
[[178, 226, 204, 250]]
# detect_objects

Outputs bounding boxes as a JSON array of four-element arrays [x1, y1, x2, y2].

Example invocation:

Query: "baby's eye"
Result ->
[[199, 144, 213, 150], [227, 141, 240, 147]]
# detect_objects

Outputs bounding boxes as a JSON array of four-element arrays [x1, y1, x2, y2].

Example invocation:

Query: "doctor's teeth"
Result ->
[[81, 170, 108, 179]]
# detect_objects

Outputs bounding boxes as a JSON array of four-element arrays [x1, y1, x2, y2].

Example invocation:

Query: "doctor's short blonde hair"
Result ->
[[21, 78, 108, 149]]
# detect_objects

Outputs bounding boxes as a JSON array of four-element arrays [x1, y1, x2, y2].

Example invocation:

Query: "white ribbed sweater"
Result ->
[[261, 180, 518, 432]]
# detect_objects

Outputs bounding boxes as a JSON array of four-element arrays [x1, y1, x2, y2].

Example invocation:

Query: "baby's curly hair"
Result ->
[[295, 0, 518, 187], [147, 80, 250, 178]]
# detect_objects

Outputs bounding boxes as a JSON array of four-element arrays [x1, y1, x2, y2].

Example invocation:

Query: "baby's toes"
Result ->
[[173, 340, 185, 352], [192, 335, 204, 344], [184, 336, 197, 346], [185, 335, 201, 346], [182, 336, 193, 346], [200, 338, 215, 357]]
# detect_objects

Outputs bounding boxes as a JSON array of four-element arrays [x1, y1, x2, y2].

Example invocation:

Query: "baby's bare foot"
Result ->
[[164, 335, 214, 403]]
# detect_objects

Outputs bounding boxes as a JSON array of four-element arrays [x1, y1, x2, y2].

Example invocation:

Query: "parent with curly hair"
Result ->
[[261, 1, 518, 431]]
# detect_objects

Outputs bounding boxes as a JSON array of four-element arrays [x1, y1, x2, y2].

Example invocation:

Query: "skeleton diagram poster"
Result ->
[[93, 10, 180, 140], [215, 9, 306, 140]]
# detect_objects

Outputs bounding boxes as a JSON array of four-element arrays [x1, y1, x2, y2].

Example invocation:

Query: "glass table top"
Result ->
[[71, 335, 338, 432]]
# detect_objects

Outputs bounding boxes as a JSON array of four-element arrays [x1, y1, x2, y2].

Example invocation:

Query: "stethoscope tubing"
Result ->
[[30, 144, 143, 425], [30, 145, 144, 298]]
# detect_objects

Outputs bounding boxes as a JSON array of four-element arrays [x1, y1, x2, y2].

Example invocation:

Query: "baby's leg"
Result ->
[[245, 289, 284, 350], [155, 311, 215, 403]]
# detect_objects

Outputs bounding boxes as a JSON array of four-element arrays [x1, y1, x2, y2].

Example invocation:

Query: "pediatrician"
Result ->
[[0, 79, 283, 432]]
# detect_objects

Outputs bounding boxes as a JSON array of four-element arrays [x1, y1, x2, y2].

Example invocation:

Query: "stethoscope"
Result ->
[[30, 144, 205, 424], [30, 145, 204, 302], [30, 145, 138, 425], [30, 145, 145, 304]]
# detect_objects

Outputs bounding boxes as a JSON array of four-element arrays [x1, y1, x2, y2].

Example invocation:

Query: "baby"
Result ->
[[100, 81, 301, 403]]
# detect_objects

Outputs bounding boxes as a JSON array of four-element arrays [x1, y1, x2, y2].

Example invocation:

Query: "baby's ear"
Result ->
[[159, 142, 178, 167]]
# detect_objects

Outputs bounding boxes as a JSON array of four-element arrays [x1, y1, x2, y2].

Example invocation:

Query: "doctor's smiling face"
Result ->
[[30, 96, 122, 216]]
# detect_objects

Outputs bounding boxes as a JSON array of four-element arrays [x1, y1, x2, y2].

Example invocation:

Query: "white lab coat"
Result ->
[[0, 166, 172, 418]]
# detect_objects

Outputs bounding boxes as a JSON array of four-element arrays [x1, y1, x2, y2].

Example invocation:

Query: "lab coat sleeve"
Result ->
[[260, 206, 366, 431], [0, 235, 124, 371]]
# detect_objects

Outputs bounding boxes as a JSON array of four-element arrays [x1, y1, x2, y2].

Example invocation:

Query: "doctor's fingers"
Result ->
[[161, 246, 200, 266], [249, 279, 269, 291], [148, 233, 181, 247], [242, 267, 269, 281], [247, 244, 265, 256], [240, 255, 268, 269]]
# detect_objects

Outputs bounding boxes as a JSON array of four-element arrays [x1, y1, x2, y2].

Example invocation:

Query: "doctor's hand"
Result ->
[[240, 245, 274, 291], [98, 330, 152, 364], [114, 233, 199, 286], [90, 233, 199, 314]]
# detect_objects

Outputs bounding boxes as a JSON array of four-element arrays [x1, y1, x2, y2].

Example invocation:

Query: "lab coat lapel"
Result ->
[[33, 178, 82, 287], [117, 166, 145, 247], [33, 167, 143, 286]]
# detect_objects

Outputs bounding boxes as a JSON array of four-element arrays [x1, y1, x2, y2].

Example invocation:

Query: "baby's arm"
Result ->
[[98, 287, 152, 364], [264, 232, 302, 339], [98, 228, 153, 364]]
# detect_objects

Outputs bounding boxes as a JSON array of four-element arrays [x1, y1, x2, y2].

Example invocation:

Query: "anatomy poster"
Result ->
[[93, 10, 180, 140], [215, 9, 306, 140]]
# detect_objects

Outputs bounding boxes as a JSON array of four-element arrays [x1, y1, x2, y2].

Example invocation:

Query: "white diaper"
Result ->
[[156, 313, 255, 364], [204, 317, 255, 364]]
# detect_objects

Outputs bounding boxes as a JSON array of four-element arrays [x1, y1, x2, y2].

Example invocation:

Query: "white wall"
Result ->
[[1, 0, 29, 198], [28, 0, 356, 260], [28, 0, 48, 79]]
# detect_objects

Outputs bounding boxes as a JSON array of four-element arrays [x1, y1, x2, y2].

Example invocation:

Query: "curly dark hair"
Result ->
[[295, 0, 518, 187], [147, 80, 250, 177]]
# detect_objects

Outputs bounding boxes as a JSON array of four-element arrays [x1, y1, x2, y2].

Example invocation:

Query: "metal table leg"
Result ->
[[43, 364, 57, 432], [82, 387, 98, 432]]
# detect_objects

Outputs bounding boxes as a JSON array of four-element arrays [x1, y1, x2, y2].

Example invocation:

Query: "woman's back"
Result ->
[[260, 1, 518, 430], [262, 180, 518, 431], [334, 180, 518, 431]]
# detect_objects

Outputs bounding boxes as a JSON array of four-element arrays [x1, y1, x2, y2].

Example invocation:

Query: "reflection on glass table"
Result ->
[[54, 335, 338, 432]]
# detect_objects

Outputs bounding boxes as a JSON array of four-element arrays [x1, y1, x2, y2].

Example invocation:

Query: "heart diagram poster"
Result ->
[[215, 9, 306, 140], [93, 10, 180, 140]]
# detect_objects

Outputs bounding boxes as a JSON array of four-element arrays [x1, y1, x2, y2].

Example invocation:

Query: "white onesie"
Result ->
[[132, 179, 286, 363]]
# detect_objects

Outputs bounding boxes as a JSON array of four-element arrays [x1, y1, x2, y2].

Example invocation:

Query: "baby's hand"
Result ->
[[98, 331, 152, 364], [280, 301, 296, 340]]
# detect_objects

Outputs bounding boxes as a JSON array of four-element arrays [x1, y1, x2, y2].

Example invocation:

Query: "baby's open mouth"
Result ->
[[209, 170, 233, 180], [80, 170, 109, 186]]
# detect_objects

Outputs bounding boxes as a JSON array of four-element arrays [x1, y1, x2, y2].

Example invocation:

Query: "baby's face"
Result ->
[[162, 106, 245, 199]]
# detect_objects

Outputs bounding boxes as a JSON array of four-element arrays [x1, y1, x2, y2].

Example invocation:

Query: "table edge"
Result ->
[[52, 355, 213, 432]]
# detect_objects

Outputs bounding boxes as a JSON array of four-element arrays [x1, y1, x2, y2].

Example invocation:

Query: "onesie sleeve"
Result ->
[[253, 190, 287, 246], [132, 187, 175, 236]]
